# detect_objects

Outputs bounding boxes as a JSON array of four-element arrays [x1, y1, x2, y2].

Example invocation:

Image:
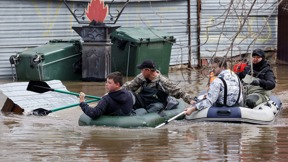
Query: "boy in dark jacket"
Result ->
[[79, 72, 133, 119], [237, 49, 276, 108]]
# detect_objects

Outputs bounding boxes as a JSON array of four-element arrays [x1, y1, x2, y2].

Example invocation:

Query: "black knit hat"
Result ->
[[252, 49, 265, 59]]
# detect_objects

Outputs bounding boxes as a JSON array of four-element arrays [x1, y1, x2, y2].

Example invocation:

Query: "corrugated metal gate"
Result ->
[[277, 0, 288, 64], [199, 0, 278, 59], [0, 0, 81, 79], [0, 0, 197, 79], [1, 0, 279, 79]]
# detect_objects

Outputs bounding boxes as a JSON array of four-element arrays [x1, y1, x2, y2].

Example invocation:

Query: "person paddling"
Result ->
[[185, 57, 243, 115], [79, 72, 133, 119]]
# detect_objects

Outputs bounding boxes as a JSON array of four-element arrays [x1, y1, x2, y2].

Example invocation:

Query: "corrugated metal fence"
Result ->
[[200, 0, 278, 59], [0, 1, 80, 78], [0, 0, 197, 79], [0, 0, 280, 78]]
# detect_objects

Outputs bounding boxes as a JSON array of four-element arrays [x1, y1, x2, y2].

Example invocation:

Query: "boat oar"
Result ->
[[155, 97, 206, 128], [29, 99, 99, 116], [155, 111, 185, 128], [27, 80, 101, 99]]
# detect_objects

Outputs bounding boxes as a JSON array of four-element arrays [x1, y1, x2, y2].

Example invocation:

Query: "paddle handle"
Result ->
[[155, 111, 185, 128], [51, 99, 100, 113], [53, 89, 101, 99]]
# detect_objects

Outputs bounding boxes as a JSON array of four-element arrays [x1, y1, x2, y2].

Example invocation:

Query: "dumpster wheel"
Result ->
[[30, 55, 42, 68], [9, 55, 19, 65]]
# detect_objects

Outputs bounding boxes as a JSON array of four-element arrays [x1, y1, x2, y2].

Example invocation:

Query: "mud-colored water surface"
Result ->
[[1, 65, 288, 161]]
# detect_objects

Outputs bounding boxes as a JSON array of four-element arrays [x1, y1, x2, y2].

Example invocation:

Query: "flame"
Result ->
[[85, 0, 108, 23]]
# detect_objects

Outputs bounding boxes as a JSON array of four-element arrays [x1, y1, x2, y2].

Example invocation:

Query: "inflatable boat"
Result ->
[[78, 99, 188, 128], [185, 95, 282, 124]]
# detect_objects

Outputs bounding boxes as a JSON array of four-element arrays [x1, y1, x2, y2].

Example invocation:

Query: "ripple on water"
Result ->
[[1, 66, 288, 161]]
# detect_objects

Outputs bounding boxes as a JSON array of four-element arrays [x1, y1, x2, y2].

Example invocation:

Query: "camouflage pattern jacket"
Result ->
[[122, 71, 193, 104], [195, 70, 243, 110]]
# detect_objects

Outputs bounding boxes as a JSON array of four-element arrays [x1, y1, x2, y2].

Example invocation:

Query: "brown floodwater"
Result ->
[[1, 65, 288, 161]]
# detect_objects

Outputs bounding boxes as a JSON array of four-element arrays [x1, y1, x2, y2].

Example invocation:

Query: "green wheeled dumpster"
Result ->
[[10, 39, 82, 81], [110, 27, 175, 76]]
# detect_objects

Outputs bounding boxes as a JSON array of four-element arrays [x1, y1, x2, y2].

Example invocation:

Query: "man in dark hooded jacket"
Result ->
[[79, 72, 133, 119], [237, 49, 276, 108]]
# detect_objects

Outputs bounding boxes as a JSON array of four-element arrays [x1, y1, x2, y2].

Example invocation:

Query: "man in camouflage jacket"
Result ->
[[122, 60, 193, 113]]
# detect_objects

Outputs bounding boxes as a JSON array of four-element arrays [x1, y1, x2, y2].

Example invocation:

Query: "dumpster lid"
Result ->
[[110, 27, 175, 44], [49, 39, 80, 43], [20, 39, 81, 55]]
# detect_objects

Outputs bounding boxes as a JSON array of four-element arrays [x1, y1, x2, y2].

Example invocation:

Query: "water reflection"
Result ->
[[173, 123, 284, 161], [79, 129, 169, 162], [1, 65, 288, 161]]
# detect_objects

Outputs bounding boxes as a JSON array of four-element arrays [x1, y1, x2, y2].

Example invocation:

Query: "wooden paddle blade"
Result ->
[[31, 108, 52, 116], [26, 80, 53, 93]]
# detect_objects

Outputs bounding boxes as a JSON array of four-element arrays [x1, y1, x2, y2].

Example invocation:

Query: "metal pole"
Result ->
[[187, 0, 192, 68]]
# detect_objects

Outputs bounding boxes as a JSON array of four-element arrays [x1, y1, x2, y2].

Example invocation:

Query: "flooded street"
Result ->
[[1, 65, 288, 161]]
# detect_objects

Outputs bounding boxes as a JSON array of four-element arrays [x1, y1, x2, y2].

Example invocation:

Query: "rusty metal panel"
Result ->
[[277, 0, 288, 64], [200, 0, 278, 59]]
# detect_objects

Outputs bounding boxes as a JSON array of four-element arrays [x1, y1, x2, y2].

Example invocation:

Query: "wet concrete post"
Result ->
[[64, 0, 127, 81], [72, 23, 119, 81]]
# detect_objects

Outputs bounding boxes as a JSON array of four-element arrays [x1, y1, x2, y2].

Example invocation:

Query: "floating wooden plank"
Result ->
[[0, 80, 79, 114]]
